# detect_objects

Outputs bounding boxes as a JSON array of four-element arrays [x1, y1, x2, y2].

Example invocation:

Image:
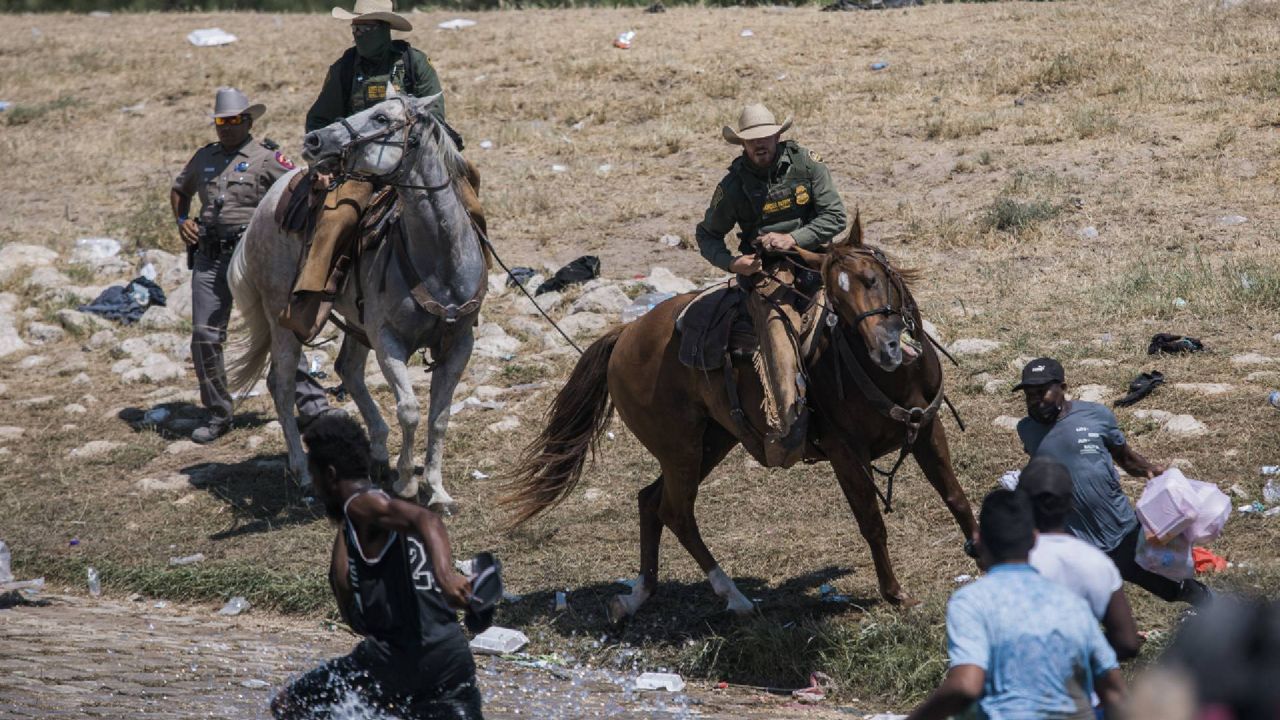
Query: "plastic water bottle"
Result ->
[[621, 292, 676, 323], [1264, 479, 1280, 505], [87, 567, 101, 597]]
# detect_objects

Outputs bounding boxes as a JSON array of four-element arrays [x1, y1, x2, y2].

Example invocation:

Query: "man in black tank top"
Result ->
[[272, 415, 483, 719]]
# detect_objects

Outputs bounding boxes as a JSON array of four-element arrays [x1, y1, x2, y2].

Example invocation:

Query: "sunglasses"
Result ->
[[351, 23, 380, 37], [214, 114, 248, 126]]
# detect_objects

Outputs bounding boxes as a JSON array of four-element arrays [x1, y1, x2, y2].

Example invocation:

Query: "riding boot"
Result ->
[[744, 273, 808, 468], [279, 179, 374, 342]]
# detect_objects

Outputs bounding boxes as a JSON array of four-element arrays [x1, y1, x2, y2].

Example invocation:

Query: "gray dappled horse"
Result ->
[[226, 93, 485, 513]]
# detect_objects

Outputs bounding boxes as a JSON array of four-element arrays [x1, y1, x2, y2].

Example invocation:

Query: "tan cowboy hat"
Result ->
[[332, 0, 413, 32], [722, 103, 792, 145], [210, 87, 265, 120]]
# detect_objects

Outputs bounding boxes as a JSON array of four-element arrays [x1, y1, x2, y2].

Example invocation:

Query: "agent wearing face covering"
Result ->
[[282, 0, 486, 342], [1013, 357, 1211, 606]]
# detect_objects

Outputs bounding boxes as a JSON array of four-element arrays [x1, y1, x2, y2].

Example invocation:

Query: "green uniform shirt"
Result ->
[[172, 136, 296, 226], [305, 43, 444, 133], [695, 140, 847, 272]]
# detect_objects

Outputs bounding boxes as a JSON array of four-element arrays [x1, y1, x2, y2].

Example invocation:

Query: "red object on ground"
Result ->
[[1192, 547, 1227, 574], [716, 681, 728, 690]]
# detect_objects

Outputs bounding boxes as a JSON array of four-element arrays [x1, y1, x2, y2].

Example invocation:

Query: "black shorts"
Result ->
[[274, 641, 482, 719]]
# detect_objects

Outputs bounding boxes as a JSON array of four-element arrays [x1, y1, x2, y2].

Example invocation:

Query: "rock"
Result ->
[[1133, 409, 1173, 423], [642, 267, 696, 295], [558, 312, 608, 338], [265, 420, 282, 433], [80, 394, 98, 405], [18, 355, 46, 369], [63, 403, 87, 415], [486, 416, 521, 433], [992, 415, 1021, 430], [1231, 352, 1275, 366], [1075, 358, 1116, 368], [472, 385, 506, 401], [984, 379, 1007, 395], [245, 435, 265, 451], [15, 395, 54, 407], [1164, 414, 1208, 437], [0, 244, 60, 283], [138, 305, 182, 330], [472, 323, 520, 359], [122, 356, 185, 384], [168, 278, 193, 322], [0, 426, 25, 442], [23, 321, 65, 345], [0, 293, 30, 358], [920, 318, 942, 344], [166, 440, 202, 455], [514, 290, 562, 317], [70, 238, 131, 277], [23, 265, 72, 296], [135, 474, 190, 493], [1072, 384, 1110, 403], [71, 372, 92, 386], [69, 440, 125, 458], [1172, 382, 1233, 396], [0, 382, 6, 396], [138, 249, 186, 288], [1246, 371, 1280, 383], [87, 329, 117, 349], [486, 272, 509, 298], [948, 338, 1003, 356], [1273, 332, 1280, 344], [116, 333, 189, 361], [55, 309, 108, 334], [1007, 355, 1037, 372], [571, 285, 631, 316]]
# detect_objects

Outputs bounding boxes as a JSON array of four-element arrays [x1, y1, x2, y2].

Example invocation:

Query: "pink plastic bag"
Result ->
[[1136, 469, 1199, 543]]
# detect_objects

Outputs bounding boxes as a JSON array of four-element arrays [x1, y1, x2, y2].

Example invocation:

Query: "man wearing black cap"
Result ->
[[1021, 458, 1142, 660], [1014, 358, 1210, 605], [272, 414, 486, 719]]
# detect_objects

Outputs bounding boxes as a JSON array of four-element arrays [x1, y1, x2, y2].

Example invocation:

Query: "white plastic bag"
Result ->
[[1183, 478, 1231, 544], [1135, 532, 1194, 581], [1135, 469, 1199, 543]]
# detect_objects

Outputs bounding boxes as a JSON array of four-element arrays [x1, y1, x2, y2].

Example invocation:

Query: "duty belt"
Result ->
[[201, 223, 247, 255]]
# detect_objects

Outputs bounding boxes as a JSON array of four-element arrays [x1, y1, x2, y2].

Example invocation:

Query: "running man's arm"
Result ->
[[347, 492, 472, 609], [905, 665, 984, 720], [1096, 667, 1129, 719], [328, 529, 354, 627], [1102, 588, 1142, 661]]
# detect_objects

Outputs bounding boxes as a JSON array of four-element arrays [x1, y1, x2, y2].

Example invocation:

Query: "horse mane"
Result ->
[[835, 243, 924, 292], [421, 112, 468, 183]]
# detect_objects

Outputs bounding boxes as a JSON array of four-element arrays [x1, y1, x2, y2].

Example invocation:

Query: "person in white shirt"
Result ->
[[1021, 458, 1143, 660]]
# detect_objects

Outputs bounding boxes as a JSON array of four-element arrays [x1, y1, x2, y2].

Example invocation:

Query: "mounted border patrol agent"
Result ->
[[695, 103, 847, 465], [279, 0, 487, 343], [171, 87, 338, 444]]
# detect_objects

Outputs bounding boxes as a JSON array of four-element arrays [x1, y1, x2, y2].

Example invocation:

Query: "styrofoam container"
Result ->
[[469, 626, 528, 655], [635, 672, 685, 692], [1136, 469, 1199, 543]]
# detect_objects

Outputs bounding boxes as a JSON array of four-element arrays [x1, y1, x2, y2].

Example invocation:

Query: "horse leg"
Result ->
[[267, 328, 309, 487], [826, 445, 912, 605], [334, 336, 391, 471], [372, 334, 420, 499], [608, 477, 663, 624], [419, 328, 474, 515], [912, 420, 978, 546]]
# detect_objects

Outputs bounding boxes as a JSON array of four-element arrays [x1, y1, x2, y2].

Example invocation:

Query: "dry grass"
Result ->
[[3, 0, 1280, 709]]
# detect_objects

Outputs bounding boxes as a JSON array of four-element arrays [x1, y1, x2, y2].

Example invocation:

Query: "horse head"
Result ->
[[812, 212, 919, 373], [302, 92, 445, 182]]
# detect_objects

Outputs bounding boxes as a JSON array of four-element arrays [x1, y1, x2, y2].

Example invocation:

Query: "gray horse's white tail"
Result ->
[[225, 238, 272, 395]]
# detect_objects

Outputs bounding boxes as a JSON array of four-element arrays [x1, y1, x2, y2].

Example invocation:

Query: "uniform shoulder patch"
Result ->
[[710, 184, 726, 210], [274, 151, 296, 170], [260, 138, 280, 151], [808, 149, 823, 163]]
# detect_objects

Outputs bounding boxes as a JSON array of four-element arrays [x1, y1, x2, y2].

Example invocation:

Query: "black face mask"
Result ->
[[355, 24, 392, 60], [1029, 401, 1062, 424]]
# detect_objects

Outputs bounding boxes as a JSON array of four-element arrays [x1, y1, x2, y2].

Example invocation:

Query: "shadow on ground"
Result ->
[[177, 454, 324, 540]]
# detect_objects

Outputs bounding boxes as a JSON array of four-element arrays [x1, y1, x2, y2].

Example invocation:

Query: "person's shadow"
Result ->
[[178, 455, 324, 540]]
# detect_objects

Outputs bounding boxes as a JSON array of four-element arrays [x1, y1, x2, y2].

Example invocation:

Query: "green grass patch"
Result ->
[[4, 95, 76, 126], [1095, 252, 1280, 320], [982, 197, 1060, 233]]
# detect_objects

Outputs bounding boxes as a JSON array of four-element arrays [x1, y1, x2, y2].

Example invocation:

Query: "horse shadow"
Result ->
[[496, 564, 881, 651], [178, 455, 324, 540]]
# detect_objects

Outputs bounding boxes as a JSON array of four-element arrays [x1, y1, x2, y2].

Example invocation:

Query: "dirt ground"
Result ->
[[2, 0, 1280, 711]]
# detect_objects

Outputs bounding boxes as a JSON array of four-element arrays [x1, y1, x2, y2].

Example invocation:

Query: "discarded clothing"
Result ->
[[1114, 370, 1164, 407], [1192, 547, 1228, 575], [1148, 333, 1204, 355], [77, 277, 167, 324], [505, 267, 536, 289], [535, 255, 600, 296]]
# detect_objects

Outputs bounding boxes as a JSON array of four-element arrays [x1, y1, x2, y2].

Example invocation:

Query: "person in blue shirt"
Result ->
[[906, 490, 1128, 720]]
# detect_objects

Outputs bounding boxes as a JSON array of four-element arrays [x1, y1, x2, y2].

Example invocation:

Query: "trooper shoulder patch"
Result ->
[[710, 184, 725, 210], [808, 149, 823, 163], [260, 138, 280, 151], [274, 151, 296, 170]]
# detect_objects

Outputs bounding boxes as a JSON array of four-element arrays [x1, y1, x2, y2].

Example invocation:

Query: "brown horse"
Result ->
[[504, 216, 977, 621]]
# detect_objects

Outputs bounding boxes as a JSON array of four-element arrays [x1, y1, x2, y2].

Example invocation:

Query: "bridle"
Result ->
[[824, 247, 918, 336], [329, 96, 448, 193]]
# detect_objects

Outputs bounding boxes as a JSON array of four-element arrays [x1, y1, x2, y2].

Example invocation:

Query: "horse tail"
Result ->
[[501, 325, 624, 527], [224, 235, 272, 395]]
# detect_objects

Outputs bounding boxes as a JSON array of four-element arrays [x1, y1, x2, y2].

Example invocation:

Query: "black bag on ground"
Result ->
[[535, 255, 600, 295]]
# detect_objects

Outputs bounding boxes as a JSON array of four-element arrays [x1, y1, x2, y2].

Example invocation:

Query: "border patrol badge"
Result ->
[[795, 185, 811, 205], [235, 161, 250, 172], [275, 152, 296, 170], [808, 149, 823, 163]]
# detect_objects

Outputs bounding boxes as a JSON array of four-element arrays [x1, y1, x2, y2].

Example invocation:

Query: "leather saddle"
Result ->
[[675, 280, 757, 371]]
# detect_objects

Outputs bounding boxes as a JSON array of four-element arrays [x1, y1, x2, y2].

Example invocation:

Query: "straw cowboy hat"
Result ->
[[210, 87, 265, 120], [332, 0, 413, 32], [722, 103, 793, 145]]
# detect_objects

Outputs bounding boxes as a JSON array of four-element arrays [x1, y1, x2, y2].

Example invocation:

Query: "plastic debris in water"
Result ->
[[218, 596, 250, 616], [635, 672, 685, 692]]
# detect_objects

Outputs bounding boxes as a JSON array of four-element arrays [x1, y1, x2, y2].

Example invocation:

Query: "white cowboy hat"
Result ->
[[332, 0, 413, 32], [210, 87, 265, 120], [722, 103, 793, 145]]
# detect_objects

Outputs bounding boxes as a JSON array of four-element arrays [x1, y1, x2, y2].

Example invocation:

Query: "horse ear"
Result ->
[[416, 92, 443, 114], [832, 208, 862, 248], [385, 82, 398, 99]]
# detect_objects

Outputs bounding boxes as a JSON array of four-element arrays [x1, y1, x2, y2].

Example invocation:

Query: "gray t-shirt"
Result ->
[[1017, 401, 1138, 553]]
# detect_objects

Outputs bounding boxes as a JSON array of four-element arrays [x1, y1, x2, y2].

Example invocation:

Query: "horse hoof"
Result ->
[[885, 593, 920, 608], [607, 596, 632, 625], [428, 500, 460, 517], [392, 480, 418, 499]]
